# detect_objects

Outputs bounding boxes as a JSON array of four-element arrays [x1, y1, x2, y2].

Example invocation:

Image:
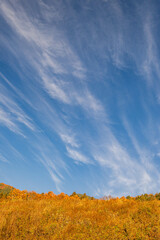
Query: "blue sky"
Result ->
[[0, 0, 160, 197]]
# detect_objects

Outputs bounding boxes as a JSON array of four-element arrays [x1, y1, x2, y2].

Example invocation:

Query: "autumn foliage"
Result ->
[[1, 183, 160, 239]]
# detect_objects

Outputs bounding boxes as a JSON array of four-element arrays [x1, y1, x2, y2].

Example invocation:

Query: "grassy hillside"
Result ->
[[1, 184, 160, 239]]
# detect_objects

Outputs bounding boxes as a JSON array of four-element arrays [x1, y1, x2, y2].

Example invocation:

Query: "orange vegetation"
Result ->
[[0, 185, 160, 239]]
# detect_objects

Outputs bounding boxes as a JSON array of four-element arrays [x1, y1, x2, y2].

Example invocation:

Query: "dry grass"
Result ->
[[1, 198, 160, 239]]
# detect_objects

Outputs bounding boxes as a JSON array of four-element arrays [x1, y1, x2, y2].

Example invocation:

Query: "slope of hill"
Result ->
[[1, 183, 160, 239]]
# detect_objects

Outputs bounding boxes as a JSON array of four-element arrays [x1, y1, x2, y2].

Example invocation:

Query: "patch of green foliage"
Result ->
[[70, 192, 95, 200], [0, 183, 14, 198]]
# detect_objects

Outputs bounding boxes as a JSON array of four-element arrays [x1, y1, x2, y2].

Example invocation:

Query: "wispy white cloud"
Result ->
[[59, 133, 79, 148], [122, 116, 153, 166], [0, 153, 9, 163], [66, 147, 91, 164], [0, 134, 26, 163], [40, 73, 70, 104], [0, 72, 35, 108], [0, 107, 23, 135], [0, 82, 35, 135], [35, 154, 63, 193]]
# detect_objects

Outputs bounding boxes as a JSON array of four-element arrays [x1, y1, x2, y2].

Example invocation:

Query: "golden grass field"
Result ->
[[1, 197, 160, 239]]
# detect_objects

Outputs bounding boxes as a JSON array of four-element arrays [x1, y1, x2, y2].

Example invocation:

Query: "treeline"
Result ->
[[1, 183, 160, 201], [127, 193, 160, 201], [0, 183, 95, 201]]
